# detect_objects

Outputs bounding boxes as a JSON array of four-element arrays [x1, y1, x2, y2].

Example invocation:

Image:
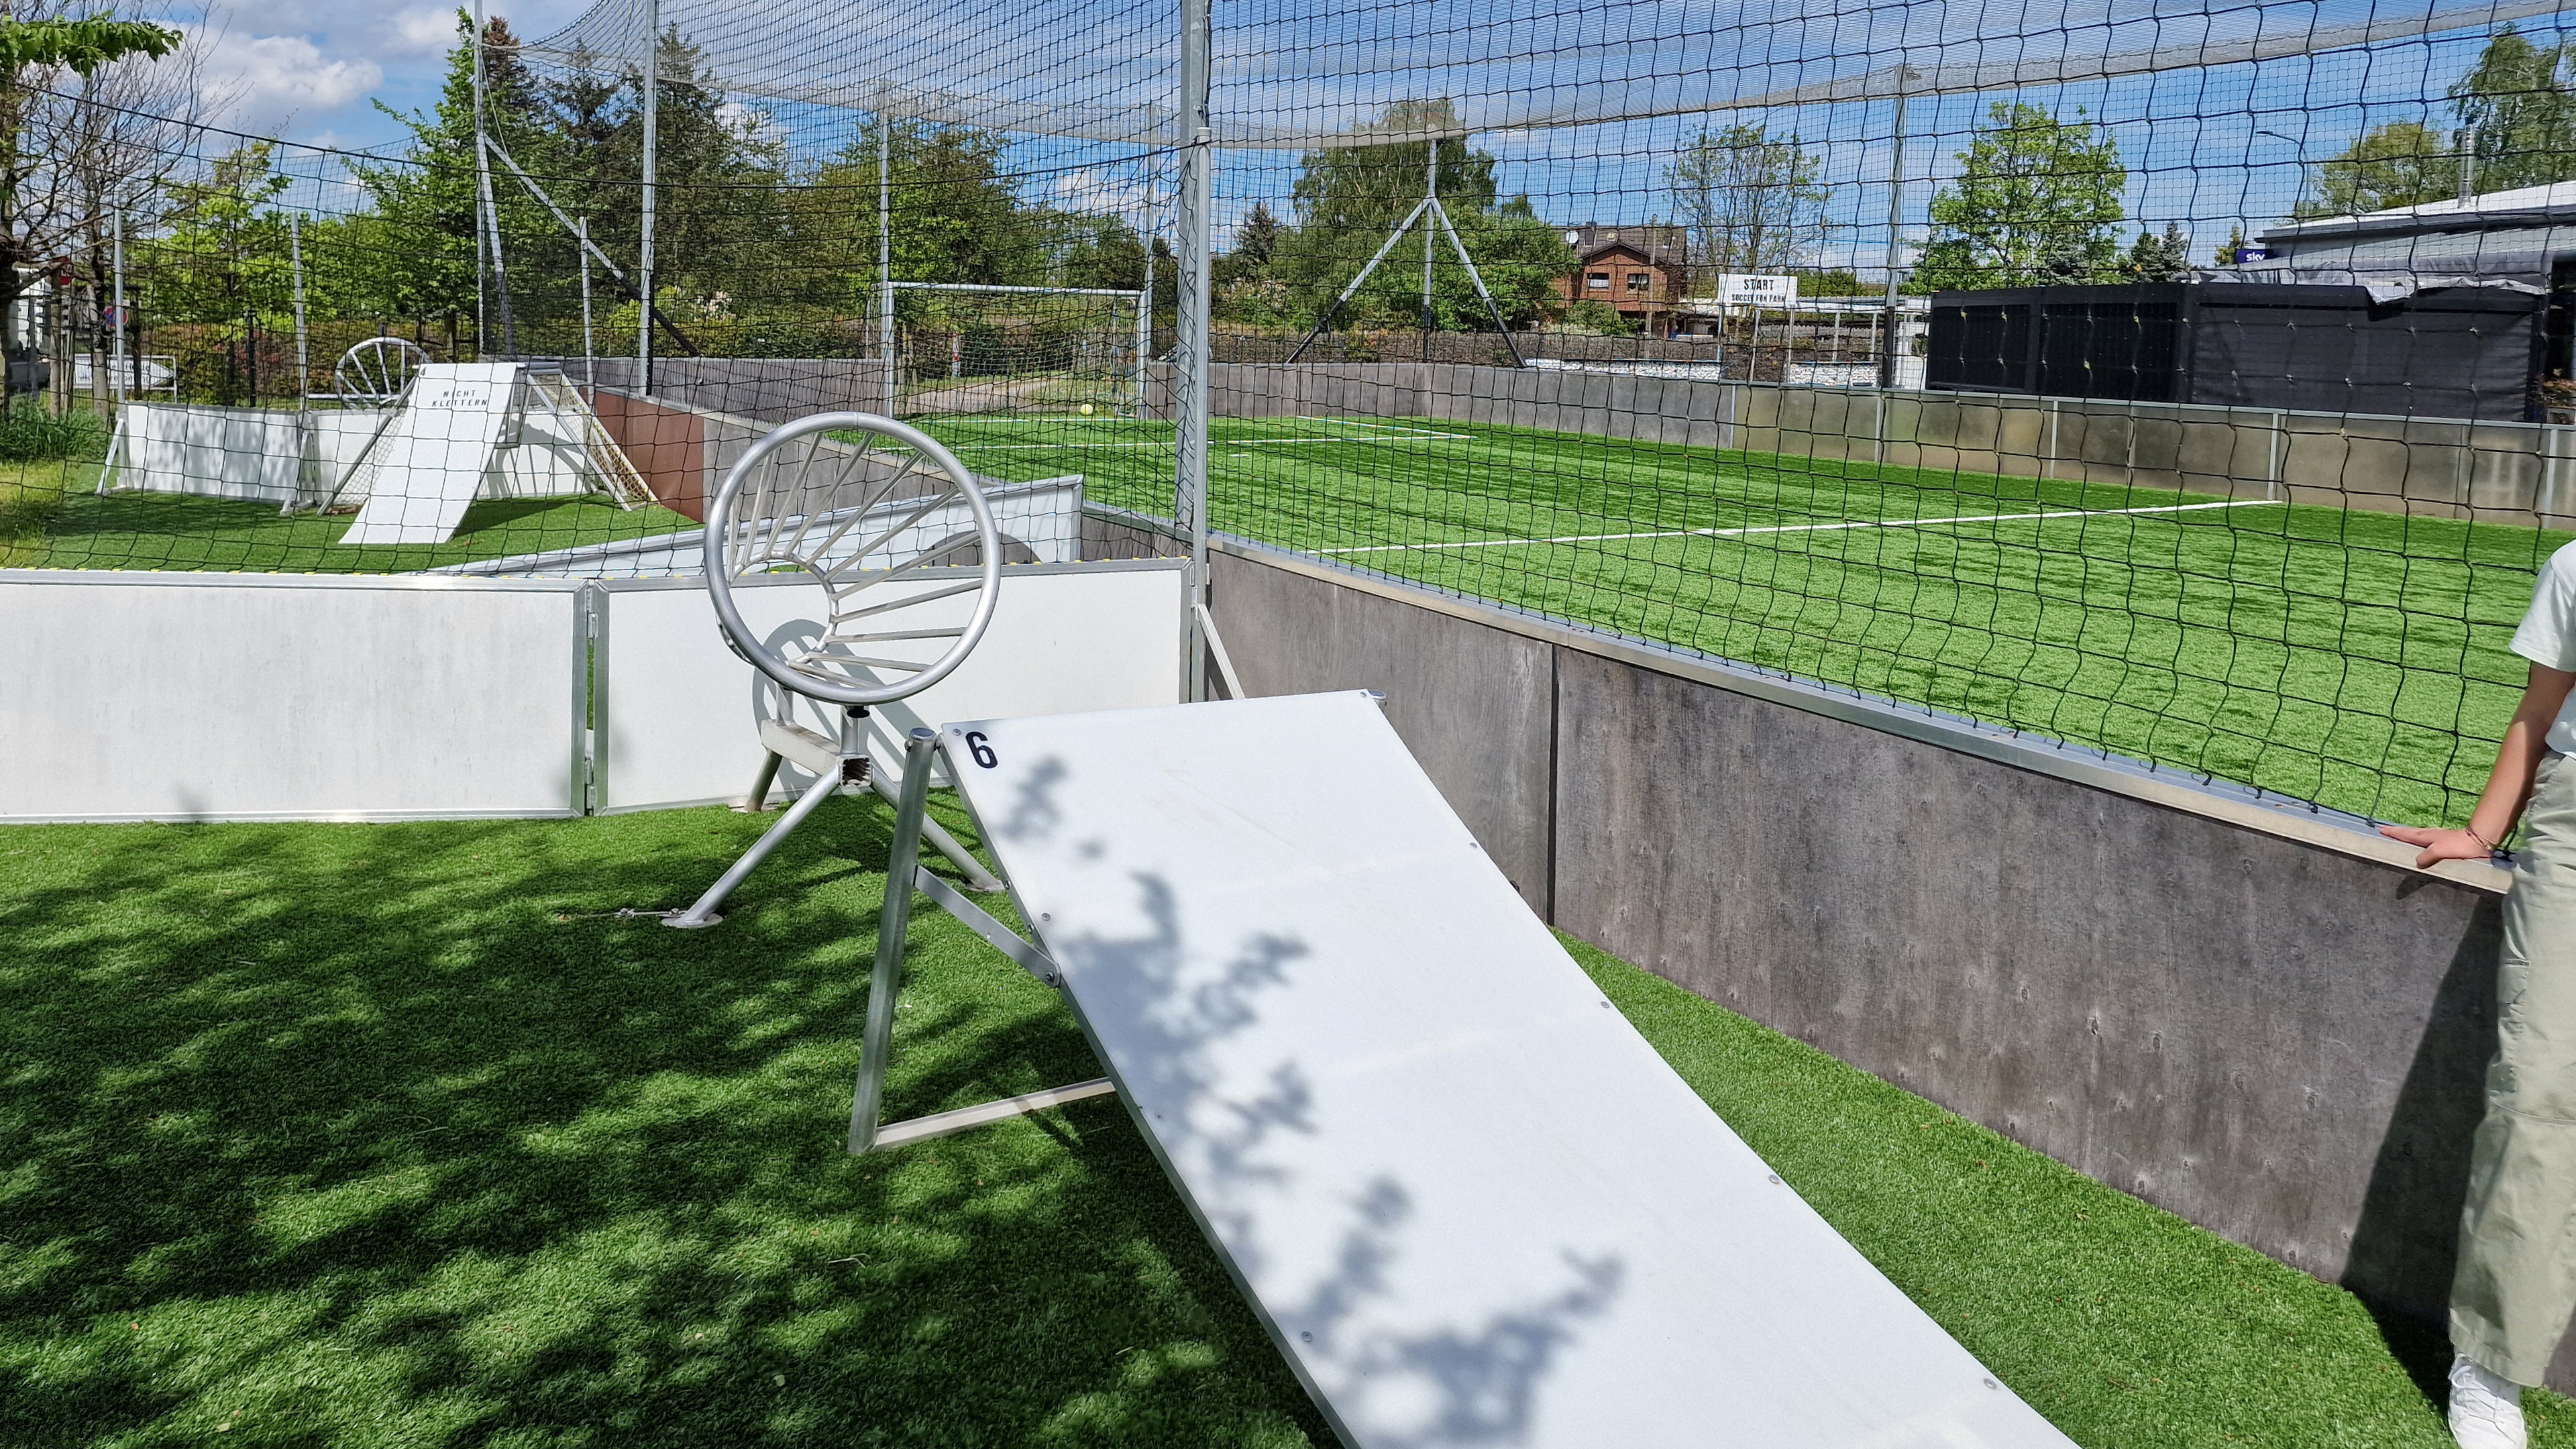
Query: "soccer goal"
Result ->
[[884, 282, 1146, 420]]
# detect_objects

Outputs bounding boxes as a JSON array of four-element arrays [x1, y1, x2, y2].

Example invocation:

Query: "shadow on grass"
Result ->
[[0, 799, 1332, 1448]]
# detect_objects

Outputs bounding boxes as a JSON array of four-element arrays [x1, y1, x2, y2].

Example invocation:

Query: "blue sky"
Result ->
[[213, 1, 2548, 272]]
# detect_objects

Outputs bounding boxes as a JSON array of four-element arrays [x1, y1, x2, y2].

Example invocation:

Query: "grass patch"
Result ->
[[18, 490, 698, 574], [1, 805, 2564, 1446], [934, 413, 2560, 829]]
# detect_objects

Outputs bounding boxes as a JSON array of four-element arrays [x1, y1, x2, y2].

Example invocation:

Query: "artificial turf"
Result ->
[[5, 410, 2561, 828], [2, 801, 2568, 1447], [928, 412, 2565, 832]]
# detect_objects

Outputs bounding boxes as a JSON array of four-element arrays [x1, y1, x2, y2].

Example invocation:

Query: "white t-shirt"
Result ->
[[2513, 539, 2576, 755]]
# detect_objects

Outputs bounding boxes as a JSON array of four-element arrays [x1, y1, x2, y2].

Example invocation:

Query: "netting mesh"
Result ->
[[10, 2, 2576, 835]]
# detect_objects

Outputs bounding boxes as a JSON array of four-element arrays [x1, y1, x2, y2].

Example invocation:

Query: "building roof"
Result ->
[[1561, 223, 1686, 268], [2228, 180, 2576, 299], [2257, 179, 2576, 244]]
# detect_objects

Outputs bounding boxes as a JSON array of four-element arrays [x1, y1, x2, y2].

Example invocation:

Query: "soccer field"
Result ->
[[927, 412, 2565, 833]]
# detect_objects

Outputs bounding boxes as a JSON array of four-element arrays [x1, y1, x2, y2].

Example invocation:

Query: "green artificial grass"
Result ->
[[18, 481, 698, 574], [3, 804, 2568, 1446], [931, 412, 2563, 830], [5, 409, 2557, 827]]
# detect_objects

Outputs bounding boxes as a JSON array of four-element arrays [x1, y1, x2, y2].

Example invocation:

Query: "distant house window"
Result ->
[[1627, 272, 1652, 292], [1587, 272, 1610, 290]]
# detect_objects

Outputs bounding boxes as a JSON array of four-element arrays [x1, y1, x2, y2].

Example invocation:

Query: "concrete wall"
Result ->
[[1203, 539, 2567, 1390], [1171, 361, 2576, 529], [553, 358, 894, 425]]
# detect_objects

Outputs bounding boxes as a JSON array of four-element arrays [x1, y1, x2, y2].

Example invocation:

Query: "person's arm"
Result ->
[[2381, 662, 2576, 866]]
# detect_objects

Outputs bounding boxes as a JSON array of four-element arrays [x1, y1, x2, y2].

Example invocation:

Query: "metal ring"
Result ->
[[701, 411, 1002, 707]]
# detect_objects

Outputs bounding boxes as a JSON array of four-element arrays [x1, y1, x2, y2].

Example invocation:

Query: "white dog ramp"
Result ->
[[921, 691, 2075, 1449], [337, 364, 520, 545]]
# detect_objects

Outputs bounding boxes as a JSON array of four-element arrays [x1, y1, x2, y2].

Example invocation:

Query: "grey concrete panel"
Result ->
[[1210, 549, 1554, 916], [1544, 645, 2547, 1383]]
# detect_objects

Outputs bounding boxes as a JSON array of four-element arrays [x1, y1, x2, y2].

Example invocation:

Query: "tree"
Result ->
[[0, 4, 197, 370], [2294, 120, 2456, 217], [1913, 103, 2127, 291], [137, 143, 290, 402], [2452, 25, 2576, 193], [2212, 224, 2247, 266], [1270, 101, 1574, 329], [1213, 199, 1277, 292], [2121, 222, 2192, 281], [1664, 122, 1827, 278]]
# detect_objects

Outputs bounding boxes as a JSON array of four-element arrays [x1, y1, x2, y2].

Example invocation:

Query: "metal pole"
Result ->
[[879, 114, 896, 415], [578, 216, 596, 395], [473, 0, 488, 358], [638, 0, 659, 392], [1176, 0, 1214, 699], [289, 212, 307, 411], [851, 727, 939, 1155], [2460, 123, 2479, 202], [1136, 181, 1153, 417], [1421, 140, 1437, 361], [109, 208, 123, 411], [1880, 85, 1908, 393]]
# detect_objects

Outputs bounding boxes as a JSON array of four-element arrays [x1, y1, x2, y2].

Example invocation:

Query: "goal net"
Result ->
[[888, 282, 1145, 420]]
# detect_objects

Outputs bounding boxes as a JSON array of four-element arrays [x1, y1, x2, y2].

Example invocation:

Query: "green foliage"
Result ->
[[1914, 103, 2129, 291], [2120, 221, 2194, 281], [2296, 120, 2458, 217], [0, 15, 179, 75], [1270, 103, 1576, 330], [1665, 122, 1827, 274], [0, 397, 103, 460], [2453, 25, 2576, 193], [1559, 299, 1629, 333], [2212, 224, 2247, 266]]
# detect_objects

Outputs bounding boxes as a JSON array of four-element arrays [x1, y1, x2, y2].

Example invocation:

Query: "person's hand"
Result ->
[[2379, 824, 2499, 868]]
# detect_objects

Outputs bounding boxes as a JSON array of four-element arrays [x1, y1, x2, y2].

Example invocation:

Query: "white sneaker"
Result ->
[[2450, 1352, 2528, 1449]]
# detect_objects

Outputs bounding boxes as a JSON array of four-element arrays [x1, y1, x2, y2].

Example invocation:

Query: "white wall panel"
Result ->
[[0, 572, 585, 821], [598, 560, 1183, 812]]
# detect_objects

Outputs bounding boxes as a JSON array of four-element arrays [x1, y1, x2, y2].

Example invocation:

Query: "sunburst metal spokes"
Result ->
[[702, 412, 1002, 708], [332, 336, 429, 407]]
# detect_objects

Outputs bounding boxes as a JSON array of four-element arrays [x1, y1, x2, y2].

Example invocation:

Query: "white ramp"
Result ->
[[941, 692, 2074, 1449], [338, 364, 521, 545]]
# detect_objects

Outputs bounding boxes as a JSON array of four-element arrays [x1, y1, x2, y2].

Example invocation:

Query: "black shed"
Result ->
[[1925, 282, 2544, 421]]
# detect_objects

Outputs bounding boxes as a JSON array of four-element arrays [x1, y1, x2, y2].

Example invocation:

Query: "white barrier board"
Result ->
[[943, 692, 2076, 1449], [339, 364, 521, 545], [0, 572, 583, 821], [596, 559, 1182, 812]]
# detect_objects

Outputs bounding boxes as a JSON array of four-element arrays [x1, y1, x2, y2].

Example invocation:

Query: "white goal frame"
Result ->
[[879, 280, 1148, 418]]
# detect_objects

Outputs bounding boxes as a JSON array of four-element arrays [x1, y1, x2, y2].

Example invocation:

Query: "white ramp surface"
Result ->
[[947, 692, 2076, 1449], [339, 364, 520, 545]]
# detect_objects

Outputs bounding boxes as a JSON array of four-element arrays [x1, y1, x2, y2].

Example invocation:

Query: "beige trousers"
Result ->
[[2456, 751, 2576, 1385]]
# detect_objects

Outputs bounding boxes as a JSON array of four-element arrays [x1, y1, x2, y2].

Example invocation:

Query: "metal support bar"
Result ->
[[737, 749, 784, 812], [1285, 197, 1432, 364], [851, 728, 939, 1155], [916, 867, 1060, 984], [871, 1077, 1118, 1151], [1195, 600, 1246, 700], [665, 763, 843, 927], [484, 137, 700, 358], [1430, 198, 1526, 367]]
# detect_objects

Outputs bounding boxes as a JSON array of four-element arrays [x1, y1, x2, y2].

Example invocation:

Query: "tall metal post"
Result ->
[[578, 216, 596, 394], [289, 212, 308, 411], [109, 208, 125, 409], [472, 0, 488, 358], [637, 0, 659, 392], [850, 727, 939, 1155], [1421, 142, 1437, 360], [1175, 0, 1214, 698], [879, 114, 896, 415], [2459, 123, 2479, 201], [1878, 86, 1908, 397]]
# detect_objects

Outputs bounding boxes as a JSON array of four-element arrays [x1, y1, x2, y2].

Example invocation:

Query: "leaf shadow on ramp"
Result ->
[[985, 747, 1626, 1448]]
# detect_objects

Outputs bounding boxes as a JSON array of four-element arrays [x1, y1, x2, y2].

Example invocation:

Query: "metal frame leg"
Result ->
[[851, 727, 938, 1154], [736, 751, 784, 813], [663, 768, 845, 928]]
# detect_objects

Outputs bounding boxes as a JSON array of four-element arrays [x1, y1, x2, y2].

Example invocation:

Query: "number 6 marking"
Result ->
[[964, 731, 998, 769]]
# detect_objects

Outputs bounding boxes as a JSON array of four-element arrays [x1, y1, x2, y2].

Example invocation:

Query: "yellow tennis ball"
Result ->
[[1079, 403, 1095, 415]]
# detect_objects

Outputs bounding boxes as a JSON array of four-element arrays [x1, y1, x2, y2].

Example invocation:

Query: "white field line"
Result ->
[[1316, 498, 2285, 556], [952, 433, 1468, 451]]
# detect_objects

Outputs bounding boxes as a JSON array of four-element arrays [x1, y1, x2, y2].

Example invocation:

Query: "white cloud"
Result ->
[[193, 27, 383, 136], [388, 7, 464, 58], [1053, 168, 1157, 231]]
